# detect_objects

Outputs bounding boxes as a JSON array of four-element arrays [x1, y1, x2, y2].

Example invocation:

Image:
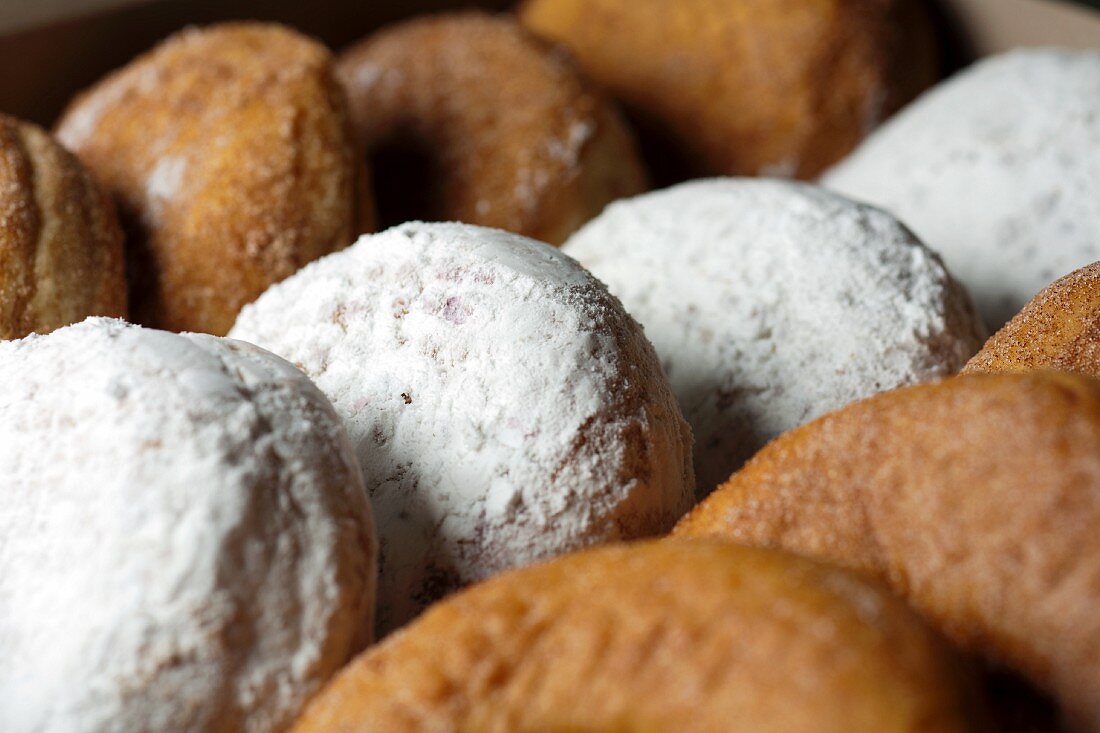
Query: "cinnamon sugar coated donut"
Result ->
[[964, 261, 1100, 378], [337, 12, 646, 244], [823, 49, 1100, 328], [675, 372, 1100, 731], [230, 222, 694, 633], [291, 541, 987, 733], [563, 178, 986, 493], [0, 115, 125, 338], [55, 22, 372, 336], [0, 319, 377, 733], [519, 0, 936, 180]]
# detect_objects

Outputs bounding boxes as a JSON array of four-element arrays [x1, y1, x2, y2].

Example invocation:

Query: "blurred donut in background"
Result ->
[[0, 114, 125, 339], [338, 12, 646, 245], [519, 0, 937, 182], [56, 22, 371, 335]]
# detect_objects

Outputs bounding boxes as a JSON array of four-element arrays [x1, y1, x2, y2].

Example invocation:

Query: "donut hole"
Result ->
[[624, 108, 701, 188], [983, 666, 1066, 733], [369, 131, 449, 231]]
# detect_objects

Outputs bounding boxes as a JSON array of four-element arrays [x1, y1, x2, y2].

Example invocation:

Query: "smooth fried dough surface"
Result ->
[[0, 115, 125, 338], [292, 540, 984, 733], [675, 372, 1100, 731], [518, 0, 935, 180], [964, 262, 1100, 378], [337, 12, 646, 245], [56, 22, 369, 335]]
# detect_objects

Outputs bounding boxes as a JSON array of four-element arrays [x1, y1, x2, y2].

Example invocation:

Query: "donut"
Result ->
[[336, 12, 646, 245], [964, 261, 1100, 379], [675, 371, 1100, 731], [55, 22, 372, 336], [562, 178, 986, 494], [0, 114, 126, 339], [823, 49, 1100, 329], [518, 0, 936, 181], [291, 540, 986, 733], [0, 318, 376, 733], [230, 222, 694, 633]]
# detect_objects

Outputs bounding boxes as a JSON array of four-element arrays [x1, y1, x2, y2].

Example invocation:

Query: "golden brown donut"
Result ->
[[336, 12, 647, 245], [292, 539, 986, 733], [964, 262, 1100, 378], [56, 22, 372, 335], [0, 115, 126, 339], [519, 0, 937, 181], [675, 372, 1100, 731]]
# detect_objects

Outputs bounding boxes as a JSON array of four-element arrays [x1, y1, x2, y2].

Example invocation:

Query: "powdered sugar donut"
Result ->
[[823, 49, 1100, 328], [230, 222, 693, 633], [563, 179, 986, 493], [0, 318, 376, 733]]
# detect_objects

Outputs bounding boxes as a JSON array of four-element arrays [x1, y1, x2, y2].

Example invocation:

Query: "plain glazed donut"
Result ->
[[336, 12, 646, 245], [56, 22, 372, 335], [519, 0, 936, 181], [675, 372, 1100, 731], [964, 262, 1100, 379], [291, 540, 986, 733], [0, 114, 126, 339]]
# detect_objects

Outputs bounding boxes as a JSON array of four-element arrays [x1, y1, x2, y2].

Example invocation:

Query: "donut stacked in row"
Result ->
[[7, 9, 1097, 337], [3, 0, 936, 338], [2, 2, 1100, 733]]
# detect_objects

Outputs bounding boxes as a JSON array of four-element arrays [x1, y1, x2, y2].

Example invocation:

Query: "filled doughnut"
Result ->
[[519, 0, 936, 181], [230, 222, 694, 633], [563, 178, 986, 494], [675, 371, 1100, 731], [823, 49, 1100, 328], [336, 12, 646, 245], [291, 540, 986, 733], [55, 22, 372, 335], [0, 318, 376, 733], [964, 261, 1100, 378], [0, 114, 125, 339]]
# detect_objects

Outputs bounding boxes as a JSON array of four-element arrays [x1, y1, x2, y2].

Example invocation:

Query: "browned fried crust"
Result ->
[[0, 115, 126, 339], [964, 262, 1100, 378], [292, 540, 985, 733], [675, 372, 1100, 731], [56, 22, 372, 336], [519, 0, 937, 180], [337, 12, 647, 245]]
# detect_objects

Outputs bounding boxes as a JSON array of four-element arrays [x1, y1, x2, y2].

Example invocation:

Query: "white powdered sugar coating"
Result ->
[[230, 222, 694, 633], [563, 179, 986, 494], [823, 48, 1100, 328], [0, 319, 376, 733]]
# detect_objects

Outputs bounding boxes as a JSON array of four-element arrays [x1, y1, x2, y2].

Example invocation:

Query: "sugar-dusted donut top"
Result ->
[[0, 318, 374, 733], [564, 178, 986, 492], [823, 49, 1100, 328], [231, 222, 693, 633]]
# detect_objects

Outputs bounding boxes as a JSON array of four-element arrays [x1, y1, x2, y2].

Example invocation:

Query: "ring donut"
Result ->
[[337, 12, 647, 245], [56, 22, 371, 335], [964, 262, 1100, 379], [519, 0, 936, 181], [675, 372, 1100, 731], [291, 540, 985, 733], [0, 115, 125, 338]]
